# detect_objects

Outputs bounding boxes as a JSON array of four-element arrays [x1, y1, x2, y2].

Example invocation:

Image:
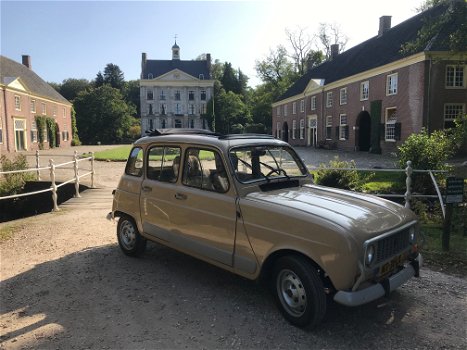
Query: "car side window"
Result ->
[[183, 148, 229, 193], [125, 147, 144, 177], [147, 146, 181, 183]]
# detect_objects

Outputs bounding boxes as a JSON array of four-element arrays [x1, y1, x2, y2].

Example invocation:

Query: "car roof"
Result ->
[[133, 129, 289, 151]]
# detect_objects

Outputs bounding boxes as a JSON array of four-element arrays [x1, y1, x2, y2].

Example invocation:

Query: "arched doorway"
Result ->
[[356, 111, 371, 151], [282, 122, 289, 142]]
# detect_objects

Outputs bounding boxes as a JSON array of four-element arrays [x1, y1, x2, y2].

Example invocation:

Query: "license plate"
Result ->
[[379, 253, 407, 276]]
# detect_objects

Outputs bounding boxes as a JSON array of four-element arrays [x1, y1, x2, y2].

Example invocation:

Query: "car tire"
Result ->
[[117, 215, 147, 257], [272, 255, 326, 328]]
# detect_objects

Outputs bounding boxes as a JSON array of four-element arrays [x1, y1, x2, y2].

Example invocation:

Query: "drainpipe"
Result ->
[[2, 87, 10, 152], [426, 56, 432, 133]]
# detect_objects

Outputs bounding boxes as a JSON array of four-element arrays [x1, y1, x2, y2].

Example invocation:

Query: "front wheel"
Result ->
[[117, 215, 147, 257], [272, 255, 326, 328]]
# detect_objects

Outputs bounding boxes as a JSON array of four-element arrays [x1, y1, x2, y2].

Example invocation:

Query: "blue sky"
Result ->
[[1, 0, 422, 87]]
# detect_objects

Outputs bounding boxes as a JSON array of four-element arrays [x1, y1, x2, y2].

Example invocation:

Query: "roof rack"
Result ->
[[218, 134, 275, 140], [145, 128, 219, 137]]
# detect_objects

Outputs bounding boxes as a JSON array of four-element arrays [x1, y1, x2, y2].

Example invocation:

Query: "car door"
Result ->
[[169, 147, 237, 267]]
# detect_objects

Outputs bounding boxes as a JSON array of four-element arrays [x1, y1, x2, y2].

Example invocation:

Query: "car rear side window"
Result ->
[[147, 146, 181, 183], [125, 147, 144, 177]]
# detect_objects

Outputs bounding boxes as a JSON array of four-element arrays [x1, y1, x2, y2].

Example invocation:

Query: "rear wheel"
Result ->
[[117, 215, 147, 257], [272, 255, 326, 328]]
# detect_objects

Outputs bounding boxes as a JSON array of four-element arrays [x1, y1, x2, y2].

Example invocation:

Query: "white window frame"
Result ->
[[53, 106, 57, 117], [386, 73, 398, 95], [444, 103, 465, 128], [360, 81, 369, 101], [15, 95, 21, 111], [31, 120, 38, 143], [445, 65, 465, 88], [200, 90, 206, 101], [63, 107, 66, 118], [292, 102, 297, 115], [276, 122, 281, 138], [339, 114, 348, 140], [300, 100, 305, 113], [385, 107, 397, 141], [276, 106, 281, 116], [311, 96, 317, 110], [41, 103, 46, 115], [292, 120, 297, 139], [299, 119, 305, 139], [339, 88, 347, 105], [325, 116, 333, 140], [284, 105, 288, 117], [326, 92, 333, 108], [189, 90, 195, 100], [30, 99, 36, 113]]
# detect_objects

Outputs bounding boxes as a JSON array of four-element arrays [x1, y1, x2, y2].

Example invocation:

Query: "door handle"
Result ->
[[142, 186, 152, 192], [175, 193, 187, 200]]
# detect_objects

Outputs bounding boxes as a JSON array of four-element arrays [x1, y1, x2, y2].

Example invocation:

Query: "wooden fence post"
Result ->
[[91, 152, 95, 188], [74, 151, 81, 198], [36, 150, 41, 180], [404, 161, 413, 209], [49, 159, 59, 211]]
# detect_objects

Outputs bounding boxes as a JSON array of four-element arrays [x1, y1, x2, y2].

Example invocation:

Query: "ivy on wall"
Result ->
[[35, 116, 58, 149]]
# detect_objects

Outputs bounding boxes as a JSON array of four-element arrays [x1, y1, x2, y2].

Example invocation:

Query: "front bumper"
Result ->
[[333, 254, 423, 307]]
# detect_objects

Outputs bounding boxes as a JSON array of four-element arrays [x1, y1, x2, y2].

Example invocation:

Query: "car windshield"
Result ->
[[229, 145, 307, 183]]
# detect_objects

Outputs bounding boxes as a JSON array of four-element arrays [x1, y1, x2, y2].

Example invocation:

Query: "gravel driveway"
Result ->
[[1, 146, 466, 349]]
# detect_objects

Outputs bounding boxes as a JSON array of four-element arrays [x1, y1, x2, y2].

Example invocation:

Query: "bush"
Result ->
[[315, 156, 374, 191], [0, 155, 35, 197]]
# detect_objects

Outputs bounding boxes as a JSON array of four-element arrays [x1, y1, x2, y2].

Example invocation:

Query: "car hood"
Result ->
[[245, 183, 415, 238]]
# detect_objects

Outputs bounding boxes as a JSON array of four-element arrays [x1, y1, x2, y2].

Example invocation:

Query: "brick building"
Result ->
[[0, 55, 72, 154], [140, 42, 214, 135], [272, 2, 466, 154]]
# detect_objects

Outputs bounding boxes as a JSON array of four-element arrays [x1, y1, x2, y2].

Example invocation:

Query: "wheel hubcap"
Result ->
[[277, 269, 307, 317], [120, 220, 136, 249]]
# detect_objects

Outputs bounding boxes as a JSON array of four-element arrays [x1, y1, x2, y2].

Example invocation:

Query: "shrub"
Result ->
[[0, 155, 35, 197], [315, 156, 374, 191]]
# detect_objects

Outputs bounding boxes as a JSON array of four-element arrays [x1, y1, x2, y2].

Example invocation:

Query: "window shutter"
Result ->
[[335, 126, 339, 138], [345, 125, 349, 140], [395, 123, 402, 141]]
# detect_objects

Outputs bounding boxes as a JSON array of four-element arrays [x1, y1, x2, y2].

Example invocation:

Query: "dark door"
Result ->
[[282, 122, 289, 142], [357, 111, 371, 152]]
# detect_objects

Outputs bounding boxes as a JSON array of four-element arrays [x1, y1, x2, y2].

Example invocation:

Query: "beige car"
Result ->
[[109, 129, 422, 328]]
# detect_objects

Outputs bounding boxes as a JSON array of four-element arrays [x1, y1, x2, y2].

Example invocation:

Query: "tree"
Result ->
[[220, 62, 240, 94], [215, 89, 251, 134], [95, 71, 104, 87], [123, 80, 141, 117], [286, 27, 314, 75], [103, 63, 125, 91], [59, 78, 91, 101], [73, 85, 136, 144], [316, 23, 348, 60]]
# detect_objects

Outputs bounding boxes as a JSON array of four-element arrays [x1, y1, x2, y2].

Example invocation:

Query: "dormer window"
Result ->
[[148, 73, 153, 79], [199, 74, 204, 80]]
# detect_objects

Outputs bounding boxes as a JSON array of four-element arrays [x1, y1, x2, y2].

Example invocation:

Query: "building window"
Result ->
[[175, 119, 182, 128], [160, 103, 167, 115], [175, 90, 181, 101], [30, 100, 36, 113], [189, 104, 195, 115], [360, 81, 369, 100], [326, 116, 332, 140], [326, 92, 333, 108], [284, 105, 288, 116], [444, 103, 465, 129], [292, 102, 297, 114], [387, 73, 398, 95], [299, 119, 305, 139], [62, 123, 69, 141], [41, 103, 46, 115], [15, 96, 21, 110], [276, 122, 281, 138], [148, 73, 153, 79], [446, 65, 465, 88], [160, 90, 166, 100], [276, 106, 281, 116], [199, 74, 204, 80], [147, 90, 154, 100], [200, 90, 206, 101], [63, 107, 66, 118], [190, 119, 195, 128], [148, 104, 153, 115], [339, 114, 348, 140], [385, 108, 398, 141], [175, 103, 182, 115], [292, 120, 297, 139], [200, 103, 206, 114], [339, 88, 347, 105], [311, 96, 317, 110], [189, 91, 195, 100], [53, 106, 57, 117], [31, 120, 38, 143], [161, 119, 167, 128], [300, 100, 305, 113]]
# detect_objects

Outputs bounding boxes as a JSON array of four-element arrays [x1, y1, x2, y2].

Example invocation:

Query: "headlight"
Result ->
[[409, 227, 416, 243], [365, 244, 376, 266]]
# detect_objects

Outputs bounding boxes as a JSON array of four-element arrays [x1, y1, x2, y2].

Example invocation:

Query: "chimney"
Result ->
[[141, 52, 147, 79], [330, 44, 339, 60], [22, 55, 31, 69], [206, 53, 211, 77], [378, 16, 392, 37]]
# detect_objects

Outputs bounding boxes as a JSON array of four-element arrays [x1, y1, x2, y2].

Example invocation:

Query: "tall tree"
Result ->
[[123, 80, 141, 117], [59, 78, 91, 101], [74, 85, 135, 144], [316, 23, 348, 60], [95, 71, 104, 87], [220, 62, 239, 94], [103, 63, 125, 90], [286, 27, 314, 75]]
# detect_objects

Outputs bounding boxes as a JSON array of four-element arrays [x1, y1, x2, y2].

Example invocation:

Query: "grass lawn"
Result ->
[[92, 145, 132, 161]]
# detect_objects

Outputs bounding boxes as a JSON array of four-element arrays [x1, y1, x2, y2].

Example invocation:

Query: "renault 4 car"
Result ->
[[108, 129, 422, 328]]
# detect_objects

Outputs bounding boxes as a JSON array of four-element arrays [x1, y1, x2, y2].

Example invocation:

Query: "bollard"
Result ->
[[91, 152, 95, 188], [49, 159, 60, 211], [74, 151, 81, 198], [404, 161, 412, 209], [36, 150, 41, 180]]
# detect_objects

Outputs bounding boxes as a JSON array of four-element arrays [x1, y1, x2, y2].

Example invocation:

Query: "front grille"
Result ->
[[375, 229, 410, 264]]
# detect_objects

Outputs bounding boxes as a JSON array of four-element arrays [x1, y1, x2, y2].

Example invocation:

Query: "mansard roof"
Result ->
[[143, 59, 211, 80], [0, 55, 70, 104], [277, 2, 462, 101]]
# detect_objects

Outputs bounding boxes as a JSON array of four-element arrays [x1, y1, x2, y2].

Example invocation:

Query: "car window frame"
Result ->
[[125, 147, 144, 177], [146, 145, 182, 183]]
